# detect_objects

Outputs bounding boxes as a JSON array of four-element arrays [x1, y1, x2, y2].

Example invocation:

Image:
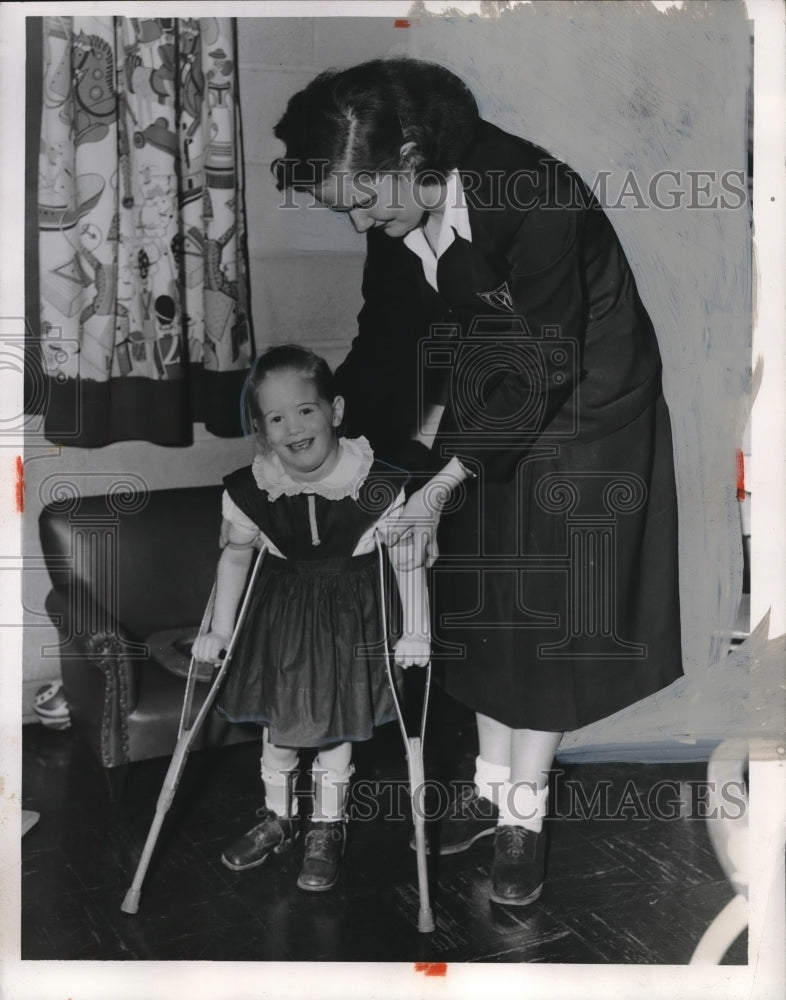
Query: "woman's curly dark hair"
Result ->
[[272, 58, 480, 190]]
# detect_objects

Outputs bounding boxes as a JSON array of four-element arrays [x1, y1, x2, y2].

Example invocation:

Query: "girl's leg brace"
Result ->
[[311, 743, 354, 822], [261, 729, 299, 817]]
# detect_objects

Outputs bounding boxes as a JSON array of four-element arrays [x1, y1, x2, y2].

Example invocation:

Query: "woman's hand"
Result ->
[[387, 490, 440, 570], [192, 631, 231, 664], [389, 475, 454, 568], [388, 527, 438, 572], [394, 634, 431, 668], [388, 458, 471, 569]]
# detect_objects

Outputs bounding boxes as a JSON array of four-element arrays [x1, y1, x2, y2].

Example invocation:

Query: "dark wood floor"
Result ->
[[21, 692, 746, 964]]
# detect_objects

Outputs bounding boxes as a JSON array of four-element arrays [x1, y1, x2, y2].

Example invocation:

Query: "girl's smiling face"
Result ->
[[256, 369, 344, 482]]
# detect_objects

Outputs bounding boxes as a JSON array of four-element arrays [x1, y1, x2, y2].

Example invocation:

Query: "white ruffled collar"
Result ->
[[251, 436, 374, 501]]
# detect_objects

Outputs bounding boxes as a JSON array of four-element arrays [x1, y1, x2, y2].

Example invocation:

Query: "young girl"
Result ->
[[193, 344, 430, 892]]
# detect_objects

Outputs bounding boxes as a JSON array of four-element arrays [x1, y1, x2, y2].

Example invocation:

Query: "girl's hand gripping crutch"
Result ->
[[375, 533, 436, 934], [121, 544, 267, 915]]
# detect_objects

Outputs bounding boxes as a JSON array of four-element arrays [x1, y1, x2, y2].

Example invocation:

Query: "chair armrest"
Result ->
[[82, 631, 145, 703], [82, 631, 146, 767], [46, 589, 150, 767]]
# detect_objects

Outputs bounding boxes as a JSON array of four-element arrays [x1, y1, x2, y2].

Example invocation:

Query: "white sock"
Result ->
[[261, 764, 299, 818], [498, 781, 548, 832], [473, 755, 511, 808]]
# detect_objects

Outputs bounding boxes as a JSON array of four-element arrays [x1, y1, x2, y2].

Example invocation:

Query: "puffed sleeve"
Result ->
[[221, 490, 259, 534], [221, 491, 284, 557]]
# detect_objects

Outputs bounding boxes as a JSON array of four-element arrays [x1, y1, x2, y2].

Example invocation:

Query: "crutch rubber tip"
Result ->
[[418, 910, 436, 933], [121, 889, 141, 914]]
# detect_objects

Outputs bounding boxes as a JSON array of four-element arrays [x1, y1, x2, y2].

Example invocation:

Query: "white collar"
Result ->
[[251, 436, 374, 502], [403, 169, 472, 290]]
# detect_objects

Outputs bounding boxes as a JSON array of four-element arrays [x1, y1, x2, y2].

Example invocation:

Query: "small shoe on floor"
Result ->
[[22, 810, 40, 836], [410, 783, 498, 856], [297, 820, 346, 892], [220, 808, 299, 871], [489, 824, 546, 907]]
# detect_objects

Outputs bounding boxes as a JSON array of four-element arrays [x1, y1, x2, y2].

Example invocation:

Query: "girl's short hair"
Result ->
[[240, 344, 337, 440], [272, 58, 480, 189]]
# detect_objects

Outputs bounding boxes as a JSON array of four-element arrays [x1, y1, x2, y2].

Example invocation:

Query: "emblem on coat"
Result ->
[[477, 281, 514, 313]]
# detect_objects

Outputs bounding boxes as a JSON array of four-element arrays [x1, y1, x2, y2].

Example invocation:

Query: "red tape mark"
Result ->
[[736, 448, 745, 501], [15, 455, 24, 513], [415, 962, 448, 977], [394, 19, 411, 28]]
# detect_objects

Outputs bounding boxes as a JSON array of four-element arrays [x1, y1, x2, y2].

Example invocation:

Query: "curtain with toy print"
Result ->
[[36, 15, 254, 446]]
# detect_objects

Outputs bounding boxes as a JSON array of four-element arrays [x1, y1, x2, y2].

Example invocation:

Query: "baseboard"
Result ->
[[555, 738, 721, 765]]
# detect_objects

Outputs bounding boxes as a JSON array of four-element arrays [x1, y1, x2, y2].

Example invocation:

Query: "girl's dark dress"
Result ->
[[335, 121, 684, 733], [217, 441, 407, 747]]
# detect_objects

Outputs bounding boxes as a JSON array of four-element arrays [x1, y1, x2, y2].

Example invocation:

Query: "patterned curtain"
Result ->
[[34, 15, 254, 446]]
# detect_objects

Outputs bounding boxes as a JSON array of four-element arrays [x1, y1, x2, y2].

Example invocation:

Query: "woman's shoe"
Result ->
[[411, 783, 498, 856], [220, 808, 299, 871], [489, 824, 546, 906], [297, 820, 346, 892]]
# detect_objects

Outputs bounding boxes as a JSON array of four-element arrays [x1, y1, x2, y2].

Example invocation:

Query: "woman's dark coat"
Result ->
[[336, 121, 683, 731]]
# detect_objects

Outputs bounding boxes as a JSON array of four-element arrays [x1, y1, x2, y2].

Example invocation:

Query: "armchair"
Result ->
[[39, 484, 259, 791]]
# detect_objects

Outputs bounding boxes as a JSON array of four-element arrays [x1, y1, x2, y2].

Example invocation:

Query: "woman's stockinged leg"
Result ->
[[476, 712, 514, 767], [497, 728, 562, 833], [510, 729, 563, 788], [475, 719, 562, 829], [490, 728, 562, 907], [472, 712, 513, 809], [476, 715, 562, 783]]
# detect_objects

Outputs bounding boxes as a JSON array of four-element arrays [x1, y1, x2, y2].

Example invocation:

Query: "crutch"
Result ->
[[375, 533, 436, 934], [121, 544, 267, 914]]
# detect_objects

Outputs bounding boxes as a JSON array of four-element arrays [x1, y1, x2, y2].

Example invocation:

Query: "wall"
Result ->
[[238, 16, 410, 368]]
